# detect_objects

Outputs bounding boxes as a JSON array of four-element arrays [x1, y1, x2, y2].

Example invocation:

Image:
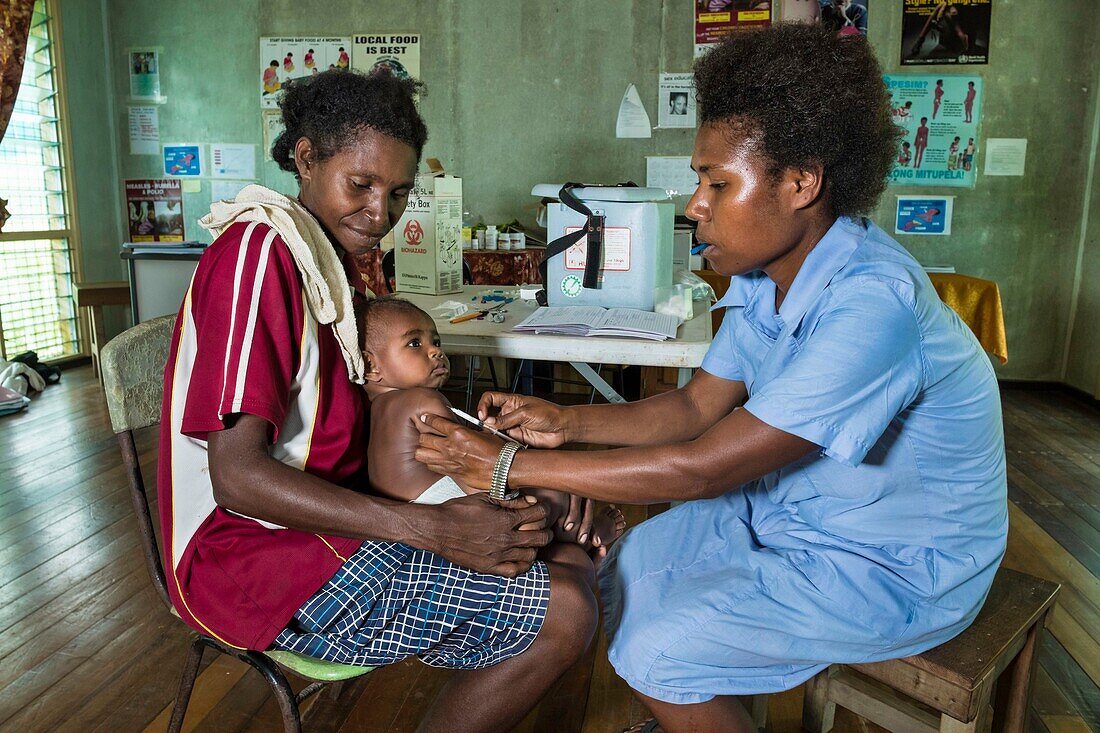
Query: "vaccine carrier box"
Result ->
[[395, 168, 463, 295], [532, 184, 674, 311]]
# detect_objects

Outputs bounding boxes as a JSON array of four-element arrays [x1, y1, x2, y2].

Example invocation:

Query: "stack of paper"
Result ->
[[123, 241, 202, 248], [0, 386, 30, 416], [514, 306, 681, 341], [122, 241, 207, 256]]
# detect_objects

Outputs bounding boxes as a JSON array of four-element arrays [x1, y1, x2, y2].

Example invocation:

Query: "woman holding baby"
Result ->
[[160, 69, 598, 733]]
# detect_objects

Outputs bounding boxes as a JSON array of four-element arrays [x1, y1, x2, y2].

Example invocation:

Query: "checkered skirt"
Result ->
[[271, 540, 550, 669]]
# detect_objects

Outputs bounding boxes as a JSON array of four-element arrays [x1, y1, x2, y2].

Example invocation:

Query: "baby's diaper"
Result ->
[[412, 475, 468, 505]]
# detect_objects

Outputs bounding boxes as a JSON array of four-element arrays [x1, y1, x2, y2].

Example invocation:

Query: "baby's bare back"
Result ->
[[367, 388, 466, 502]]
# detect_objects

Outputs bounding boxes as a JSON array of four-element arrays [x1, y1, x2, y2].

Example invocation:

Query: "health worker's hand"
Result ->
[[421, 493, 552, 577], [476, 392, 572, 449], [415, 413, 503, 490]]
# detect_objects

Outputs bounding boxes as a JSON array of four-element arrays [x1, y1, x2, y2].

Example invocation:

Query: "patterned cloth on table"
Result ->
[[353, 248, 545, 292], [464, 249, 543, 285]]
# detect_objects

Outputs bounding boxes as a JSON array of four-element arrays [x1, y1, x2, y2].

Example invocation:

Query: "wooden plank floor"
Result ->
[[0, 366, 1097, 732]]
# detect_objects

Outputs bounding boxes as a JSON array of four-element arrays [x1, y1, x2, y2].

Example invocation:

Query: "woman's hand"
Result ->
[[415, 414, 504, 490], [477, 392, 572, 449], [419, 493, 553, 578]]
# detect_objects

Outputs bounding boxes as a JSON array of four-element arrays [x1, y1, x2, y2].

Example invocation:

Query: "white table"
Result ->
[[399, 286, 713, 403]]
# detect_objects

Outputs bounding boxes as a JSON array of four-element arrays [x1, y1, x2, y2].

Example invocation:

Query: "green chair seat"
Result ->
[[264, 650, 374, 682]]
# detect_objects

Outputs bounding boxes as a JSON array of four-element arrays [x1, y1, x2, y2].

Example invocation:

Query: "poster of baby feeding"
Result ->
[[887, 75, 981, 188], [260, 37, 352, 108]]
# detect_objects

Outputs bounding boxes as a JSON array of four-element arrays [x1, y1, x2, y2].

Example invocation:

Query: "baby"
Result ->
[[358, 296, 625, 549]]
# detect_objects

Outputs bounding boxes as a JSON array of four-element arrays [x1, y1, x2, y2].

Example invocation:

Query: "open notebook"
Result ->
[[513, 306, 681, 341]]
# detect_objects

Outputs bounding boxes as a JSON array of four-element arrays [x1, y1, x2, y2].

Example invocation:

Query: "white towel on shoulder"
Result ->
[[199, 184, 371, 383]]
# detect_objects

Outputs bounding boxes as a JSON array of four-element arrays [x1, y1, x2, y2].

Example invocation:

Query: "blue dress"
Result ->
[[597, 217, 1008, 704]]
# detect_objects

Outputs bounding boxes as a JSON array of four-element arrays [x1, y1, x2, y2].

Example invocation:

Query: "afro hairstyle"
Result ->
[[693, 23, 903, 218], [272, 69, 428, 178]]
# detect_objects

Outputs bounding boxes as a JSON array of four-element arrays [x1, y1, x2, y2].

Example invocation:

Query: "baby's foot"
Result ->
[[589, 504, 626, 555]]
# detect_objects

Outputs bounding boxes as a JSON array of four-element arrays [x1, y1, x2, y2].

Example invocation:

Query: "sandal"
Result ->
[[618, 719, 661, 733]]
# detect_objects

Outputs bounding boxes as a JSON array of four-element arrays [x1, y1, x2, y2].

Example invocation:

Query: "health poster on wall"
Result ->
[[781, 0, 868, 35], [128, 48, 162, 101], [895, 195, 954, 235], [260, 37, 352, 108], [261, 110, 284, 161], [163, 143, 203, 177], [125, 179, 184, 242], [657, 74, 696, 129], [901, 0, 991, 66], [887, 75, 981, 188], [352, 34, 420, 79], [694, 1, 771, 58]]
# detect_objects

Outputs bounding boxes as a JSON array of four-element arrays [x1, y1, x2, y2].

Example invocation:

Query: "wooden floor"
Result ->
[[0, 367, 1098, 732]]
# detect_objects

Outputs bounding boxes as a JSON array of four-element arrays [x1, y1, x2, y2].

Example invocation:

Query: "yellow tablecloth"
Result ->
[[928, 273, 1008, 364], [695, 269, 1007, 365]]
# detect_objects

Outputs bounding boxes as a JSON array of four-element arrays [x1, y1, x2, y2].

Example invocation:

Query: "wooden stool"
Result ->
[[74, 281, 130, 380], [803, 567, 1059, 733]]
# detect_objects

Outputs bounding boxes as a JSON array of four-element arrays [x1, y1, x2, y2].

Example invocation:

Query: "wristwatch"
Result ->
[[490, 441, 524, 501]]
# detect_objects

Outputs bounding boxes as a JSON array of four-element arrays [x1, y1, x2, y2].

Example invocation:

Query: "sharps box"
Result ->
[[532, 184, 674, 311], [395, 160, 463, 295]]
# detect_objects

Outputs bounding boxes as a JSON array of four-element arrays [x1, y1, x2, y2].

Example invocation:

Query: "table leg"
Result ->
[[570, 362, 627, 404], [89, 305, 106, 380], [677, 367, 693, 389]]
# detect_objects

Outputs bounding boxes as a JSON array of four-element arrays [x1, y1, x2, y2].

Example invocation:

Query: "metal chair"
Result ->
[[100, 315, 372, 733]]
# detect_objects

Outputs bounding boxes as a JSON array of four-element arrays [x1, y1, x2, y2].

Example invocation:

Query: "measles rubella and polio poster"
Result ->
[[260, 37, 352, 108], [887, 74, 982, 188], [125, 179, 184, 242]]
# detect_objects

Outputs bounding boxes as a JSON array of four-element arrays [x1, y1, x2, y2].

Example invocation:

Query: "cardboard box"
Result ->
[[394, 161, 463, 295], [672, 226, 693, 273]]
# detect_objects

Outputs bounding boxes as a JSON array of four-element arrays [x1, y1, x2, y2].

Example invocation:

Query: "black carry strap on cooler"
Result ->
[[536, 182, 637, 306]]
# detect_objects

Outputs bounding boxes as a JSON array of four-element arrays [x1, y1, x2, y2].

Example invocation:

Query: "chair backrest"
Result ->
[[101, 314, 177, 609], [101, 314, 177, 433]]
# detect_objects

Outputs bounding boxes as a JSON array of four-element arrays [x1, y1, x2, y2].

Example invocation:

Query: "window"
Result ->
[[0, 0, 79, 361]]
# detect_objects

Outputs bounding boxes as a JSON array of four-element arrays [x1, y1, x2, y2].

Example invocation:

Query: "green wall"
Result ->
[[58, 0, 126, 339], [61, 0, 1100, 383], [1063, 40, 1100, 395]]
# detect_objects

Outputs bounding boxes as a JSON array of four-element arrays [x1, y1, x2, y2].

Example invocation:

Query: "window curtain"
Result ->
[[0, 0, 35, 142], [0, 0, 35, 230]]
